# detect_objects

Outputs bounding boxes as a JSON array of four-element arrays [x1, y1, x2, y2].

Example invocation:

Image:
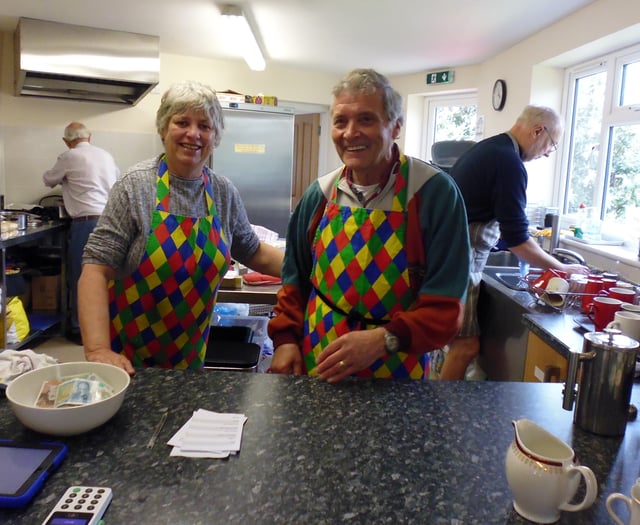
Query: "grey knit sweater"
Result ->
[[83, 155, 260, 279]]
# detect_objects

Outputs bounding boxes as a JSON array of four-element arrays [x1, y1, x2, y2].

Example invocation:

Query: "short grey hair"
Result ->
[[63, 122, 90, 141], [517, 105, 563, 136], [331, 68, 404, 126], [156, 81, 225, 147]]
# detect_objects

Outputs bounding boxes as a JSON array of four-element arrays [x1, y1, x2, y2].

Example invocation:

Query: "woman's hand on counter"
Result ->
[[85, 346, 136, 376], [269, 343, 304, 375]]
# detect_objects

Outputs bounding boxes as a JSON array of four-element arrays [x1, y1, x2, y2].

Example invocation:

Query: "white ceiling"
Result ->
[[0, 0, 595, 76]]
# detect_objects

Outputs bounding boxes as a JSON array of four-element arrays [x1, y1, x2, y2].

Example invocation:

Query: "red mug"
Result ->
[[528, 269, 568, 293], [581, 278, 605, 313], [588, 296, 622, 331], [601, 278, 617, 291], [601, 286, 636, 303]]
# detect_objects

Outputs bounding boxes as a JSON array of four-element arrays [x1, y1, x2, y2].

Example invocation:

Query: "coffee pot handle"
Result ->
[[562, 349, 596, 411]]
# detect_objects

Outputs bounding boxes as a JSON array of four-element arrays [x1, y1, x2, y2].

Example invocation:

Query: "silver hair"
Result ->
[[63, 123, 91, 141], [156, 81, 225, 147], [518, 105, 563, 136], [331, 68, 404, 126]]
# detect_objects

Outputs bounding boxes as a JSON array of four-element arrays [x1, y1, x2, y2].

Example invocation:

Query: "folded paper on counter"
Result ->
[[167, 409, 247, 458]]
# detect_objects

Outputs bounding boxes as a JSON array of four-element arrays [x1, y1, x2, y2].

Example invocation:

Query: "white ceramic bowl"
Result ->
[[6, 362, 130, 436]]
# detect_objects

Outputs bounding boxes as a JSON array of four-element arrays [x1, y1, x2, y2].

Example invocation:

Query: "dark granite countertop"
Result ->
[[1, 370, 639, 524]]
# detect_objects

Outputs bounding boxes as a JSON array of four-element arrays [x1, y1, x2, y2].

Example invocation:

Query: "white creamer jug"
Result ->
[[505, 419, 597, 523]]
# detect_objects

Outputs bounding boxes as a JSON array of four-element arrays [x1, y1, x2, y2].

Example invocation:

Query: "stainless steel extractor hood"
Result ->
[[14, 18, 160, 105]]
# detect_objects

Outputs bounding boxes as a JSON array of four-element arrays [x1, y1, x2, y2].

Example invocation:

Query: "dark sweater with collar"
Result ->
[[449, 132, 530, 247]]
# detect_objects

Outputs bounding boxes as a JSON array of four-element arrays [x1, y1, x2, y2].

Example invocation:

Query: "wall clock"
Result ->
[[492, 79, 507, 111]]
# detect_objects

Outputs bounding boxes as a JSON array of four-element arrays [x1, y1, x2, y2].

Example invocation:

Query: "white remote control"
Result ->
[[41, 486, 112, 525]]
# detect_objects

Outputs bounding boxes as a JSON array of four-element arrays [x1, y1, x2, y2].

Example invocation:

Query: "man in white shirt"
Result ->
[[43, 122, 119, 345]]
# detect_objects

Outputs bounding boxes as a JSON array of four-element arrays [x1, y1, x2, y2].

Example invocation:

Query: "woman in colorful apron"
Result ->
[[109, 155, 230, 370], [78, 81, 283, 374]]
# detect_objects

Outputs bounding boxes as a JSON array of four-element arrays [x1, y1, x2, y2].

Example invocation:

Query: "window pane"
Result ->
[[604, 124, 640, 237], [566, 71, 606, 213], [621, 60, 640, 106], [433, 105, 477, 142]]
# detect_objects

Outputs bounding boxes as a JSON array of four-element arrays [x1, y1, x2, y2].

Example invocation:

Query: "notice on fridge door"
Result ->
[[234, 144, 266, 154]]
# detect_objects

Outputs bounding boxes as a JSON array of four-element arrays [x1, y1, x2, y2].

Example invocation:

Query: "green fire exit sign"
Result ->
[[426, 70, 454, 85]]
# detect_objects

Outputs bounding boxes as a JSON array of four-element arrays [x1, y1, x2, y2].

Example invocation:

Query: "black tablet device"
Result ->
[[0, 440, 68, 508]]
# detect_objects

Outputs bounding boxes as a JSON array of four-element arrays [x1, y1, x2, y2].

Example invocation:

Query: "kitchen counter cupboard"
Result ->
[[478, 266, 546, 381], [1, 371, 639, 524], [522, 313, 587, 382], [0, 221, 68, 348]]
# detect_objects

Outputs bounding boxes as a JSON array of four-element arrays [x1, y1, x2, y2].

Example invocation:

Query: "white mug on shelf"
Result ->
[[607, 479, 640, 525]]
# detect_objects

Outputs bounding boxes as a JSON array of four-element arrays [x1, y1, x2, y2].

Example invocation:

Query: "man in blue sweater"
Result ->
[[440, 105, 588, 380]]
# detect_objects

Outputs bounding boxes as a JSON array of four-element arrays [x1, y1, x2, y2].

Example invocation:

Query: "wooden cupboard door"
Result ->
[[523, 332, 567, 382], [292, 113, 320, 211]]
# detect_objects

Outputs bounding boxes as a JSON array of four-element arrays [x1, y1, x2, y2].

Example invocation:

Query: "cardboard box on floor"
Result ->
[[31, 275, 60, 311]]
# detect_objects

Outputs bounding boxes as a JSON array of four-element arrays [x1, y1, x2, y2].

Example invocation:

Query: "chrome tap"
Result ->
[[552, 247, 586, 266], [548, 214, 560, 253]]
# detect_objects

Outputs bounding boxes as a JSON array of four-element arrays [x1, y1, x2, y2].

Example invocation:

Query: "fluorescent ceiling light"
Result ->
[[220, 4, 266, 71]]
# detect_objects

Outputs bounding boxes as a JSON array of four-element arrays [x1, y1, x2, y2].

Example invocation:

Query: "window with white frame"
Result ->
[[561, 44, 640, 244], [422, 93, 477, 162]]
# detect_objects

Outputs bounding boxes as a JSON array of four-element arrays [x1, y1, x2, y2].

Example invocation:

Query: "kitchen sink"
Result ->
[[483, 267, 529, 291]]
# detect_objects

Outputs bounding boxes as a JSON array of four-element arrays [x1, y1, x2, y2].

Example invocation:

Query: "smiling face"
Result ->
[[161, 109, 216, 178], [331, 89, 401, 184]]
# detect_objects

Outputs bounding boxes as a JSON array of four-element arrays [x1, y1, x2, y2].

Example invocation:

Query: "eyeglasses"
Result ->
[[543, 126, 558, 153]]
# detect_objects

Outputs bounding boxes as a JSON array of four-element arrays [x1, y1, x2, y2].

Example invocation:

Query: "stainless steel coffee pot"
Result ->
[[563, 328, 639, 436]]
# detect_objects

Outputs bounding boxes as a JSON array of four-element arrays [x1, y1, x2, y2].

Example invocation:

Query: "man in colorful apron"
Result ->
[[268, 69, 470, 382]]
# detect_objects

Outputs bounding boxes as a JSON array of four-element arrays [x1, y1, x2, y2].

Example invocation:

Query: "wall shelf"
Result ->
[[1, 221, 68, 350]]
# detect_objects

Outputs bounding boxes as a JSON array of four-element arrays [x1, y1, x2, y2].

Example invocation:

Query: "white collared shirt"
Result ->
[[43, 141, 120, 217]]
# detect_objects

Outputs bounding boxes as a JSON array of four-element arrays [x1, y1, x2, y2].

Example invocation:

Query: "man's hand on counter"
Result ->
[[316, 328, 387, 384], [85, 346, 136, 376], [560, 263, 589, 277]]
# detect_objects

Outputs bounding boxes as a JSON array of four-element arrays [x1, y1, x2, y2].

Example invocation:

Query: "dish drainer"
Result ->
[[517, 276, 594, 312]]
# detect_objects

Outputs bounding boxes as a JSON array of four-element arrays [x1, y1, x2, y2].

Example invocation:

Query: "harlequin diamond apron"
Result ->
[[108, 157, 230, 369], [303, 155, 427, 379]]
